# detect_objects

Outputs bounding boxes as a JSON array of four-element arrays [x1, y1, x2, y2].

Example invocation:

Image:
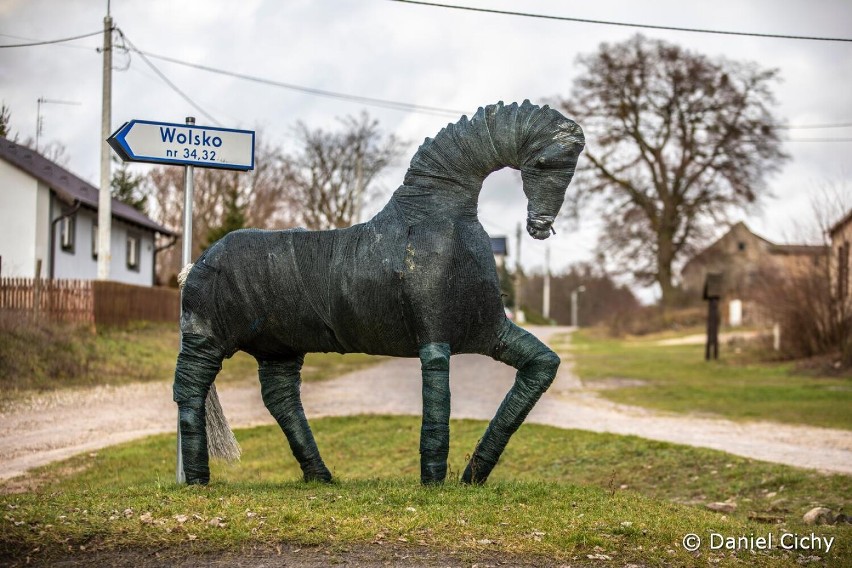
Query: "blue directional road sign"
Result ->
[[108, 120, 255, 171]]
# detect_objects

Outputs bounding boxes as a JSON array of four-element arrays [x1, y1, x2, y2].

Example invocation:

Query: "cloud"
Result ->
[[3, 0, 851, 286]]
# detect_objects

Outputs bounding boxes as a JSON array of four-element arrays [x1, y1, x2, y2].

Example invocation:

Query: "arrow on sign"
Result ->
[[108, 120, 255, 171]]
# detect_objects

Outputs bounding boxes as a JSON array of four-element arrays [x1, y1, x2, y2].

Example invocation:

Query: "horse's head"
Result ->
[[520, 110, 585, 240]]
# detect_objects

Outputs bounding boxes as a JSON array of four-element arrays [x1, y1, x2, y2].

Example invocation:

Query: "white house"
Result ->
[[0, 137, 176, 286]]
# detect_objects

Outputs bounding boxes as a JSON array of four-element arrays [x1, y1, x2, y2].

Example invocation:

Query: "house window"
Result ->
[[126, 234, 141, 271], [737, 241, 746, 252], [92, 222, 98, 259], [60, 215, 75, 253], [840, 242, 850, 299]]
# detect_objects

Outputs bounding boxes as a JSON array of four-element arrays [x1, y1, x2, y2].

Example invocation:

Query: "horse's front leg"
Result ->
[[258, 356, 332, 482], [419, 343, 451, 485], [462, 322, 559, 484]]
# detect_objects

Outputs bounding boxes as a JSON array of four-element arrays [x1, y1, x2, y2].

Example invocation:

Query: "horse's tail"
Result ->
[[204, 383, 241, 462], [178, 263, 241, 463]]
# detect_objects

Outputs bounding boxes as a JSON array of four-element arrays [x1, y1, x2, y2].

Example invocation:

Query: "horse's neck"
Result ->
[[395, 115, 508, 221]]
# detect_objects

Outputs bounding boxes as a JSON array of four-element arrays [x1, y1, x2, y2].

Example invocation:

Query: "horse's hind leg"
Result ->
[[258, 356, 332, 482], [174, 333, 225, 485], [462, 322, 560, 484], [419, 343, 451, 485]]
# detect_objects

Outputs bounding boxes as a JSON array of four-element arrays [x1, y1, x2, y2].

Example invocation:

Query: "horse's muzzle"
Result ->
[[527, 213, 555, 240]]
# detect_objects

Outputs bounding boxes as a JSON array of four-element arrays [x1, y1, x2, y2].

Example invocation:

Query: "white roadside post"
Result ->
[[571, 285, 586, 328], [108, 117, 255, 483]]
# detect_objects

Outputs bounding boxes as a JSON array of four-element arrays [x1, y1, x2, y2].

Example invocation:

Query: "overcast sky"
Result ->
[[2, 0, 851, 302]]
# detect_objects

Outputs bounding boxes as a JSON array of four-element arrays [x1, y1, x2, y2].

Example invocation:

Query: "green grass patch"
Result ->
[[2, 416, 849, 566], [0, 319, 385, 399], [564, 331, 852, 430]]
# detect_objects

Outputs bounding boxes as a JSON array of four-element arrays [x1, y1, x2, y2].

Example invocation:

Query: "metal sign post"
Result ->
[[108, 116, 255, 484], [175, 116, 196, 484], [182, 117, 196, 267]]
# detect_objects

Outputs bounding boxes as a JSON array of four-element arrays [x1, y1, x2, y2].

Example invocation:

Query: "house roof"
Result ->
[[829, 208, 852, 237], [682, 221, 826, 272], [682, 222, 759, 270], [490, 236, 508, 256], [769, 244, 826, 256], [0, 137, 176, 236]]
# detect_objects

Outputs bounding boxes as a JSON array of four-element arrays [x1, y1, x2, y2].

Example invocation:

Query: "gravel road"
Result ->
[[1, 326, 850, 483]]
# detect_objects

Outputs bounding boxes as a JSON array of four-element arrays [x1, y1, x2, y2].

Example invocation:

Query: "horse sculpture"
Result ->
[[175, 100, 584, 486]]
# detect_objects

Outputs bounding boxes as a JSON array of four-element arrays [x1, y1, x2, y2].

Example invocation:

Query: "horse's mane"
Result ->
[[402, 100, 571, 189]]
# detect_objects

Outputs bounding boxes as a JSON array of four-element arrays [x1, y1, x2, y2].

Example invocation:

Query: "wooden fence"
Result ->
[[0, 278, 180, 327], [92, 280, 180, 327], [0, 278, 94, 325]]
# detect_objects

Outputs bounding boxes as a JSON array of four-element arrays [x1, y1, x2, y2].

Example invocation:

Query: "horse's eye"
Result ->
[[537, 156, 571, 169]]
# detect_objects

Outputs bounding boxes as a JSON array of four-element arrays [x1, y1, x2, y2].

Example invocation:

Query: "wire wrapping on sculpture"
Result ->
[[174, 100, 584, 486]]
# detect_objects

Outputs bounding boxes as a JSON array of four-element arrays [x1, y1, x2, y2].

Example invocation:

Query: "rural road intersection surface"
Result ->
[[1, 326, 850, 482]]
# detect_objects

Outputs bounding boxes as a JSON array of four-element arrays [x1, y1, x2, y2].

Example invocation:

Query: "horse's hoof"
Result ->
[[421, 461, 448, 486], [461, 459, 490, 485], [303, 466, 333, 483]]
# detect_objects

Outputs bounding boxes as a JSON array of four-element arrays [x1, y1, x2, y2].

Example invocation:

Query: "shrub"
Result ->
[[753, 263, 849, 365]]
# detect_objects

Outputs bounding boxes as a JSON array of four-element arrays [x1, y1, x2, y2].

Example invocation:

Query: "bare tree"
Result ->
[[243, 137, 297, 229], [755, 179, 852, 365], [557, 35, 788, 307], [284, 112, 403, 230]]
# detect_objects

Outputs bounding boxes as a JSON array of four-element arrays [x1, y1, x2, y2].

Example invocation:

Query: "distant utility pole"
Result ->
[[96, 4, 113, 280], [514, 223, 523, 317], [353, 151, 364, 223], [571, 285, 586, 328], [542, 242, 551, 320]]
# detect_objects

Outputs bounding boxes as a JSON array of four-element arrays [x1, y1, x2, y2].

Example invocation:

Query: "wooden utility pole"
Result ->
[[96, 4, 113, 280], [542, 242, 551, 319], [513, 223, 522, 317]]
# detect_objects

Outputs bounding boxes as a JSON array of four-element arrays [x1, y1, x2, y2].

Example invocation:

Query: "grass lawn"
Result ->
[[1, 416, 849, 566], [562, 330, 852, 430], [0, 321, 385, 397]]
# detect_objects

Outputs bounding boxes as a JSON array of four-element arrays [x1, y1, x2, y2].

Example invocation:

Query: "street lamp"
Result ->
[[571, 285, 586, 328]]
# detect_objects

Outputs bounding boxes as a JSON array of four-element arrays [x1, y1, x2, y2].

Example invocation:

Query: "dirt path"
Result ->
[[1, 326, 850, 482]]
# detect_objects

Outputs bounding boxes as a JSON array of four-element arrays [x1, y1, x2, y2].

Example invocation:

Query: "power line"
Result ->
[[1, 29, 468, 117], [135, 49, 469, 118], [0, 29, 104, 48], [0, 33, 98, 51], [116, 29, 220, 125], [389, 0, 852, 43], [779, 122, 852, 130], [6, 28, 850, 131], [785, 137, 852, 142]]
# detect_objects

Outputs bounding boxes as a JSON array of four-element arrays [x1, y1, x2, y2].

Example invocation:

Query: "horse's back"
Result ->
[[181, 228, 341, 357]]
